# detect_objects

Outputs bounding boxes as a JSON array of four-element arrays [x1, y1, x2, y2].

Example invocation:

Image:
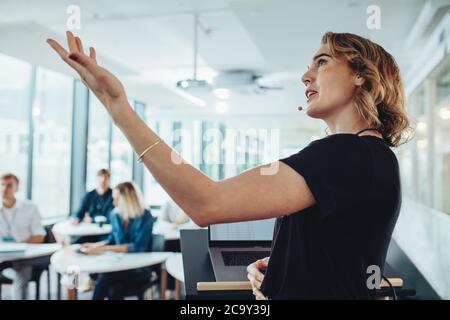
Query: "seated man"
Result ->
[[0, 173, 45, 300], [160, 198, 191, 229], [71, 168, 114, 226]]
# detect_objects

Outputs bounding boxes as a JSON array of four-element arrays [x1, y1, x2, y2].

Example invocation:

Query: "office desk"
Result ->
[[180, 229, 415, 300], [51, 245, 172, 300], [52, 220, 112, 238], [0, 243, 61, 300], [0, 243, 61, 264]]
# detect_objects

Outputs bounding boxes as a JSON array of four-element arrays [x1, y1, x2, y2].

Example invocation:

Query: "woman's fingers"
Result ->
[[247, 272, 261, 290], [46, 38, 68, 59], [248, 269, 267, 300], [65, 54, 89, 77], [66, 31, 78, 53], [247, 259, 266, 283], [251, 286, 267, 300], [47, 38, 87, 76], [89, 47, 97, 63], [75, 36, 84, 54], [254, 290, 267, 300], [256, 257, 270, 268], [68, 52, 100, 77], [48, 34, 98, 78]]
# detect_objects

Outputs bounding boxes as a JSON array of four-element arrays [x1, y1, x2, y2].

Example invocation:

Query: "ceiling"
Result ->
[[0, 0, 443, 125]]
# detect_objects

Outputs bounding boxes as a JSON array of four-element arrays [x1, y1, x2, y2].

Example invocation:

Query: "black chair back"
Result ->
[[43, 225, 57, 243], [151, 234, 165, 252]]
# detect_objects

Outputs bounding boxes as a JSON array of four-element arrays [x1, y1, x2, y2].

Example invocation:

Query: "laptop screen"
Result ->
[[209, 218, 275, 241]]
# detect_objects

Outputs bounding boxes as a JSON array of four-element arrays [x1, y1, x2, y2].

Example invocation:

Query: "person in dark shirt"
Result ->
[[71, 168, 114, 224], [80, 182, 154, 300], [48, 31, 411, 299]]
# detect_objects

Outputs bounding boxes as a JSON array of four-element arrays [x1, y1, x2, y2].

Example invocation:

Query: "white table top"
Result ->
[[50, 245, 173, 274], [52, 220, 112, 237], [0, 243, 61, 263], [165, 252, 184, 282]]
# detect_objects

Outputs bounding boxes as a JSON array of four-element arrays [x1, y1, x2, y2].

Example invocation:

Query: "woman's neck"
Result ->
[[324, 106, 381, 137]]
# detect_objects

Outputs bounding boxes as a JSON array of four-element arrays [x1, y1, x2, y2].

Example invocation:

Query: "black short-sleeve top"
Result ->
[[260, 134, 401, 299]]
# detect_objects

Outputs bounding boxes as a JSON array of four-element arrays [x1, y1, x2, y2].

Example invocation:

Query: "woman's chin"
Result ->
[[305, 103, 322, 118]]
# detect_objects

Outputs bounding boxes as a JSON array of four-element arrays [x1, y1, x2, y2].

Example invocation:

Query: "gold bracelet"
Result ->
[[137, 139, 163, 163]]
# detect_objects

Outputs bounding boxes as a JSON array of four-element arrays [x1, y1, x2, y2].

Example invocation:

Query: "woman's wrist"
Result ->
[[109, 98, 135, 126]]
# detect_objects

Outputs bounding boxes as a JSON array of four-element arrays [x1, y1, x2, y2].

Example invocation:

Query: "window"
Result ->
[[400, 58, 450, 215], [86, 94, 110, 190], [31, 68, 73, 217], [434, 65, 450, 214], [201, 121, 221, 179], [0, 53, 32, 199], [144, 117, 169, 209], [109, 101, 134, 187], [411, 86, 429, 207]]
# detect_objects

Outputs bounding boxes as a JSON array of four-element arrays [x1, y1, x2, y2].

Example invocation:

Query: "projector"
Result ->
[[176, 78, 210, 90], [213, 71, 258, 89]]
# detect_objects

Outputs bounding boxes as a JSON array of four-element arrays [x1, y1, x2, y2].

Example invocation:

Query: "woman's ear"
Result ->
[[354, 74, 365, 86]]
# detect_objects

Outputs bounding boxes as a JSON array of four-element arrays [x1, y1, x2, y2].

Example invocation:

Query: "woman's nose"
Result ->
[[301, 69, 313, 86]]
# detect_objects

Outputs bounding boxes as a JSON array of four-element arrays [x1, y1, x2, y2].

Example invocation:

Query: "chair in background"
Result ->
[[120, 233, 166, 300]]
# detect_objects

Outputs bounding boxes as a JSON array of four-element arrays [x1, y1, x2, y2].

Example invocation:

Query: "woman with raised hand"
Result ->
[[47, 31, 410, 299]]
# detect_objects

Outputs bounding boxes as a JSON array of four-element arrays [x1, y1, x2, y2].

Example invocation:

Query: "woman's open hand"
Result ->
[[247, 257, 269, 300], [47, 31, 128, 114]]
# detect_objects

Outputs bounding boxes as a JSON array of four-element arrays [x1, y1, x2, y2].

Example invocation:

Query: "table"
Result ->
[[162, 253, 184, 299], [50, 245, 172, 299], [0, 243, 61, 264], [52, 220, 112, 237], [0, 243, 61, 300]]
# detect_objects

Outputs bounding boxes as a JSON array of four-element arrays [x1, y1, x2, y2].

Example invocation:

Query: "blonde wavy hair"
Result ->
[[114, 182, 146, 220], [322, 32, 412, 147]]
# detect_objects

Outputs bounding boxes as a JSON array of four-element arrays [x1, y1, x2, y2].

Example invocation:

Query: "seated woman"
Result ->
[[80, 182, 154, 300]]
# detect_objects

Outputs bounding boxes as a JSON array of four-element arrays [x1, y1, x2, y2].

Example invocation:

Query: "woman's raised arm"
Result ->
[[47, 32, 315, 226]]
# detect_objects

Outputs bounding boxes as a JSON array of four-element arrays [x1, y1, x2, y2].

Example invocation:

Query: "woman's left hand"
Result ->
[[247, 257, 269, 300]]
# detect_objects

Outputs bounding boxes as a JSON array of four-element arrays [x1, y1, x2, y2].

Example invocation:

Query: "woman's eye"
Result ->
[[317, 59, 327, 67]]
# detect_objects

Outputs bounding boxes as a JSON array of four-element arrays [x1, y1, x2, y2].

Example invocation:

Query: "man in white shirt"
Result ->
[[160, 199, 191, 228], [0, 173, 45, 300]]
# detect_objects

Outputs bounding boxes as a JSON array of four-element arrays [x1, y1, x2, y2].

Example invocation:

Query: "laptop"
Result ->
[[208, 218, 275, 281]]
